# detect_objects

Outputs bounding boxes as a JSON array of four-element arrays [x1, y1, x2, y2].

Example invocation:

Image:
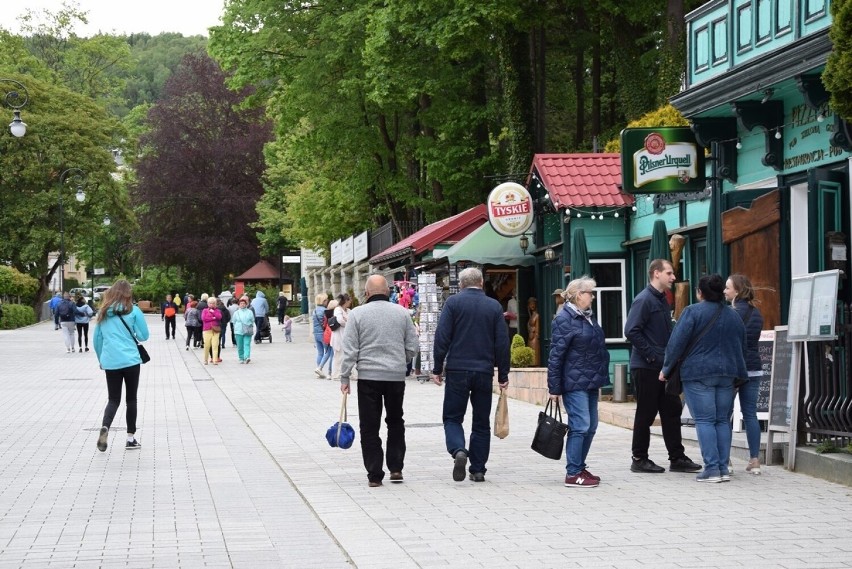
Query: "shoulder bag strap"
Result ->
[[116, 313, 141, 346], [680, 303, 724, 359]]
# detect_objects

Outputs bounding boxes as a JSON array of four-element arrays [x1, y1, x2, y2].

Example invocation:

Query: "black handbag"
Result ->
[[665, 304, 724, 396], [118, 313, 151, 364], [531, 399, 569, 460]]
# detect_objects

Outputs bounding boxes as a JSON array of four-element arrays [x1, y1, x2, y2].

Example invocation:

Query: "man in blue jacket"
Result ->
[[432, 267, 509, 483], [49, 292, 62, 329], [624, 259, 701, 474], [250, 291, 269, 344]]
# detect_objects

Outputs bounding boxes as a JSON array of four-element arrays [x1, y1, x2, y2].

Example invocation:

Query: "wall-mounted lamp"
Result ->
[[760, 88, 774, 104], [519, 234, 529, 255], [544, 247, 556, 262]]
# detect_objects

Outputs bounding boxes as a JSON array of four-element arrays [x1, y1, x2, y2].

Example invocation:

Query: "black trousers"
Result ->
[[164, 316, 176, 338], [357, 379, 406, 483], [102, 365, 141, 433], [630, 367, 686, 461], [76, 323, 89, 348]]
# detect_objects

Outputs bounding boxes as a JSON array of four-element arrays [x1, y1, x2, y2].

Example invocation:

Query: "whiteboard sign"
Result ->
[[787, 275, 812, 340], [787, 269, 840, 341]]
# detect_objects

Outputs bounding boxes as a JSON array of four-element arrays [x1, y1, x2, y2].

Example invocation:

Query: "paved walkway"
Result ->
[[1, 316, 851, 569]]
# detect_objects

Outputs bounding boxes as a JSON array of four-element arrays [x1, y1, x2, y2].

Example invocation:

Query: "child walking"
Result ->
[[283, 314, 292, 342]]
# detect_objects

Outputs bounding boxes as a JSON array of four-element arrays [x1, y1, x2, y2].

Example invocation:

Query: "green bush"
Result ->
[[131, 266, 186, 303], [242, 284, 279, 316], [510, 333, 535, 368], [0, 266, 39, 304], [0, 303, 37, 329]]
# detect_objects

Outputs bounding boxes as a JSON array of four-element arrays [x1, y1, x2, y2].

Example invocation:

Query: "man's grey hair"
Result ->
[[458, 267, 484, 289]]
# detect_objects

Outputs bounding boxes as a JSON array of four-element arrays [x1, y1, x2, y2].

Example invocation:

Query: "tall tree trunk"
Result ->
[[532, 25, 547, 152], [591, 19, 602, 144], [498, 26, 535, 175], [573, 7, 587, 148]]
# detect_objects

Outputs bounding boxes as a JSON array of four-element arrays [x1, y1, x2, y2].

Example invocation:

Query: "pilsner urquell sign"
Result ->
[[620, 127, 705, 193], [487, 182, 534, 237]]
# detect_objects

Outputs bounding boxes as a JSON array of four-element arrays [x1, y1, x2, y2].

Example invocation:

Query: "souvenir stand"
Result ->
[[417, 272, 440, 382]]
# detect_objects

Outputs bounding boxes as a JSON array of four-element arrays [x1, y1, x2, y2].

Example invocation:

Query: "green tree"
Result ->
[[824, 0, 852, 121]]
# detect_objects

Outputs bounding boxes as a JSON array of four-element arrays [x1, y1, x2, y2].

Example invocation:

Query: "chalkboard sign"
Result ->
[[756, 330, 775, 414], [768, 326, 793, 429]]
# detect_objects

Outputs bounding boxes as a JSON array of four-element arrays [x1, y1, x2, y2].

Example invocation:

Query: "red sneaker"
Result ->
[[564, 473, 599, 488]]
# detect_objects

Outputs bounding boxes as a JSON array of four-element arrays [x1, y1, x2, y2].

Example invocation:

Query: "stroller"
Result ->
[[256, 315, 273, 343]]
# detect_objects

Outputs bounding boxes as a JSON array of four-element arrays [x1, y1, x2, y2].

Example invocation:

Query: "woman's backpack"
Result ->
[[322, 316, 332, 345]]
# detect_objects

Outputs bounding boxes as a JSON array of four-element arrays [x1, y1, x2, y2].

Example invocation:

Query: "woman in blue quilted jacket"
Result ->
[[547, 276, 610, 488]]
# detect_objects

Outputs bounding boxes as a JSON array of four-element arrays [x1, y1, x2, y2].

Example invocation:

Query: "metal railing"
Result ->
[[801, 302, 852, 448]]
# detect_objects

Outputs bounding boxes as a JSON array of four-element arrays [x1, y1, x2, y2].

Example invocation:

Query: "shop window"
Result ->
[[775, 0, 792, 35], [712, 17, 728, 64], [805, 0, 826, 21], [589, 259, 627, 343], [737, 3, 753, 52], [694, 25, 709, 72], [756, 0, 771, 43]]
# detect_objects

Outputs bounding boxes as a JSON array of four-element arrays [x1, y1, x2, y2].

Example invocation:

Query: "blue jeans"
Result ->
[[314, 334, 333, 372], [442, 371, 494, 474], [737, 376, 761, 459], [682, 377, 735, 476], [562, 389, 599, 476]]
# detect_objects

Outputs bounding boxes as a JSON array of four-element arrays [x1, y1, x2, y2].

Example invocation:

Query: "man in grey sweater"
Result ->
[[341, 274, 419, 487]]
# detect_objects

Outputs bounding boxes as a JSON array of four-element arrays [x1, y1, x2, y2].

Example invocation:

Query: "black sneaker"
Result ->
[[97, 427, 108, 452], [630, 457, 665, 473], [670, 456, 702, 472], [453, 450, 468, 482], [469, 472, 485, 482], [125, 439, 142, 450]]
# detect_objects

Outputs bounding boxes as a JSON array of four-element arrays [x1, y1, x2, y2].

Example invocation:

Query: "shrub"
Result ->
[[0, 266, 39, 304], [131, 267, 186, 303], [510, 333, 535, 368], [0, 303, 37, 329], [242, 284, 279, 316]]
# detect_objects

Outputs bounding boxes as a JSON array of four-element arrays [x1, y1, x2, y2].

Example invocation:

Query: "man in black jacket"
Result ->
[[432, 267, 509, 483], [624, 259, 701, 474], [161, 294, 179, 340]]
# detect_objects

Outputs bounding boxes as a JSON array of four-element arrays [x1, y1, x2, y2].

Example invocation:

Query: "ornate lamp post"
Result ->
[[58, 168, 86, 292], [91, 215, 110, 290], [1, 78, 29, 137]]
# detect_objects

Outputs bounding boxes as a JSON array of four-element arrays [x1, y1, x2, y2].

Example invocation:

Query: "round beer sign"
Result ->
[[487, 182, 534, 237]]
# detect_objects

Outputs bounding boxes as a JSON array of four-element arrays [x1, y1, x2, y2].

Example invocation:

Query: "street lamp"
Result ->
[[91, 215, 110, 290], [1, 78, 29, 137], [58, 168, 86, 293]]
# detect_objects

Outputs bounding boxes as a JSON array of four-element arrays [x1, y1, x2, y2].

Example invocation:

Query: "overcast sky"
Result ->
[[7, 0, 226, 37]]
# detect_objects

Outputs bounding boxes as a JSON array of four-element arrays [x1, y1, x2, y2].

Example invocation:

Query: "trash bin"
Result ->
[[613, 364, 628, 403]]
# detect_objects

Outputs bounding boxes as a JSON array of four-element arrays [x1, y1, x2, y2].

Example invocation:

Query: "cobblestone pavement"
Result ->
[[1, 316, 851, 569]]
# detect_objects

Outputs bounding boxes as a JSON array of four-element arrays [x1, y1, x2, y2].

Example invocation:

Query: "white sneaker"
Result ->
[[314, 368, 324, 378]]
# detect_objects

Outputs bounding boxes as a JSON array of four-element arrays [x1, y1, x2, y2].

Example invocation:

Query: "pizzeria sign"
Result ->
[[620, 127, 706, 194]]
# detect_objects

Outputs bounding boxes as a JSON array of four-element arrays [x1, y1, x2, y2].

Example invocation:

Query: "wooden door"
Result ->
[[721, 190, 782, 330]]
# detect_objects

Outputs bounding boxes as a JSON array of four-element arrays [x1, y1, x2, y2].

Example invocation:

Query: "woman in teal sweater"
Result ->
[[232, 296, 256, 363], [93, 280, 150, 452]]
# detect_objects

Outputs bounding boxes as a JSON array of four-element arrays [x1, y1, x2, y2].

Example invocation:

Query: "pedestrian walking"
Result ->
[[276, 291, 289, 326], [232, 296, 255, 363], [313, 294, 333, 378], [431, 267, 509, 482], [340, 275, 418, 487], [283, 314, 292, 342], [724, 273, 765, 475], [56, 292, 77, 352], [201, 298, 222, 365], [161, 294, 178, 340], [250, 291, 269, 344], [49, 292, 62, 330], [624, 259, 702, 474], [183, 300, 200, 351], [227, 297, 239, 346], [330, 293, 351, 380], [547, 277, 610, 488], [74, 294, 94, 352], [661, 274, 747, 483], [93, 279, 149, 452], [218, 297, 231, 351]]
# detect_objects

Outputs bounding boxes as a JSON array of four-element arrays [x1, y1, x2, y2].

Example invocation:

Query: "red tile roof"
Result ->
[[235, 260, 279, 280], [530, 154, 634, 209], [369, 204, 488, 266]]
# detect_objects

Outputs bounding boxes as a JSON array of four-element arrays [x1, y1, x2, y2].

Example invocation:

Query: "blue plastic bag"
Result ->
[[326, 393, 356, 449]]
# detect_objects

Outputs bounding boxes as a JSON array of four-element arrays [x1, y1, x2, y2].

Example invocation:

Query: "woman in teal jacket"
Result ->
[[93, 280, 150, 452], [232, 296, 256, 363]]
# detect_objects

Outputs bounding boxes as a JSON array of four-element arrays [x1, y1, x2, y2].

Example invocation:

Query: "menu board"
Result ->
[[787, 276, 812, 340], [756, 329, 775, 414], [809, 270, 840, 339], [768, 327, 793, 429]]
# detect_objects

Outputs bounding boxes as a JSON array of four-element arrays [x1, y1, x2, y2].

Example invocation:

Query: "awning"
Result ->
[[369, 204, 488, 266], [435, 222, 535, 267]]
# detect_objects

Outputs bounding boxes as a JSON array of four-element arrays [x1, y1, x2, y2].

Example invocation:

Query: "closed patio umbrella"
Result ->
[[648, 220, 672, 263], [300, 277, 309, 314], [570, 228, 591, 280]]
